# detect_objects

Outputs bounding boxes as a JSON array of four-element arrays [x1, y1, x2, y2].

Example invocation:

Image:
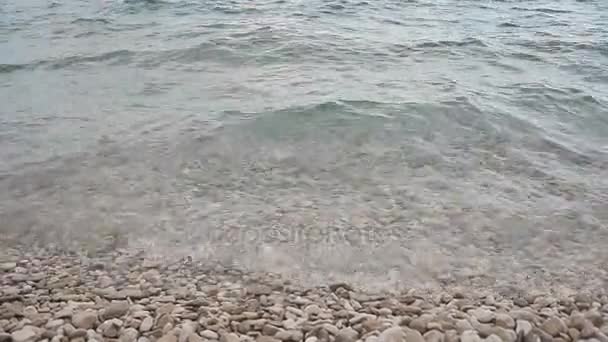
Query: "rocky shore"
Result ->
[[1, 248, 607, 342]]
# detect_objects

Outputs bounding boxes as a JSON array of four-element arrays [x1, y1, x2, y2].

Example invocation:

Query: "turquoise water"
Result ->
[[1, 0, 608, 291]]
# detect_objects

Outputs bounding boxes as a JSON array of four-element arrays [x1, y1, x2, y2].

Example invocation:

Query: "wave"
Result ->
[[382, 18, 405, 26], [498, 22, 520, 28], [49, 50, 135, 69], [0, 50, 136, 73], [506, 51, 545, 62], [212, 5, 260, 14], [508, 38, 608, 56], [214, 100, 403, 128], [71, 17, 112, 24], [412, 38, 487, 49], [124, 0, 165, 3], [511, 6, 573, 14], [0, 63, 32, 74], [531, 134, 595, 167]]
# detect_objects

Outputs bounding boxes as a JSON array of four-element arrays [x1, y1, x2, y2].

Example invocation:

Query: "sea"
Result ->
[[1, 0, 608, 293]]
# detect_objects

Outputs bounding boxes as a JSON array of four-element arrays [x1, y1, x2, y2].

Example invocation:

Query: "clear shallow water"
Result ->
[[2, 0, 608, 292]]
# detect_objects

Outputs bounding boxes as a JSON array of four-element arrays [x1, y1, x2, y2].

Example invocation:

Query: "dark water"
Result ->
[[2, 0, 608, 292]]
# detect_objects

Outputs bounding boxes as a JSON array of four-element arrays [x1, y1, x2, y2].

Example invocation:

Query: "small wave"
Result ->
[[533, 8, 573, 14], [1, 51, 136, 73], [511, 6, 572, 14], [229, 26, 274, 38], [124, 0, 165, 3], [71, 17, 112, 24], [584, 75, 608, 83], [505, 82, 572, 97], [150, 43, 242, 65], [382, 18, 405, 26], [325, 3, 346, 10], [498, 22, 519, 28], [488, 60, 523, 73], [212, 5, 259, 14], [48, 50, 135, 69], [413, 38, 487, 49], [218, 100, 397, 125], [534, 135, 594, 167], [577, 41, 608, 57], [507, 52, 545, 62], [0, 63, 31, 74], [509, 39, 597, 54]]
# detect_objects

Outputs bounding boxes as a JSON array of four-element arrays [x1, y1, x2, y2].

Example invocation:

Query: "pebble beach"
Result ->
[[1, 247, 607, 342], [2, 0, 608, 341]]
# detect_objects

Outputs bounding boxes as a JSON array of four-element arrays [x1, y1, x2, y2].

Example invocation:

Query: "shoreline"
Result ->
[[1, 247, 608, 342]]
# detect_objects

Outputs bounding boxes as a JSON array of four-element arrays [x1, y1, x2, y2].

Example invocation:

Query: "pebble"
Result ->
[[263, 324, 283, 336], [72, 310, 98, 330], [120, 327, 139, 342], [259, 337, 282, 342], [158, 334, 178, 342], [456, 320, 473, 333], [488, 326, 516, 342], [410, 314, 433, 333], [102, 301, 130, 320], [516, 320, 533, 337], [54, 307, 73, 319], [282, 319, 298, 330], [201, 330, 220, 339], [378, 327, 406, 342], [351, 313, 376, 325], [531, 327, 553, 342], [0, 263, 16, 272], [239, 319, 266, 333], [304, 305, 322, 317], [586, 311, 604, 327], [541, 316, 567, 336], [275, 329, 303, 342], [140, 316, 154, 332], [460, 331, 481, 342], [444, 330, 458, 342], [99, 318, 123, 338], [423, 330, 444, 342], [362, 319, 383, 333], [321, 323, 339, 336], [582, 323, 598, 338], [98, 276, 113, 288], [45, 319, 64, 330], [469, 309, 494, 324], [220, 333, 241, 342], [569, 328, 581, 341], [378, 308, 392, 317], [335, 327, 358, 342], [11, 326, 39, 342], [69, 328, 88, 338], [405, 329, 425, 342], [494, 314, 515, 329], [121, 289, 146, 300], [179, 321, 199, 342], [509, 310, 540, 325], [286, 307, 304, 317], [483, 335, 502, 342]]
